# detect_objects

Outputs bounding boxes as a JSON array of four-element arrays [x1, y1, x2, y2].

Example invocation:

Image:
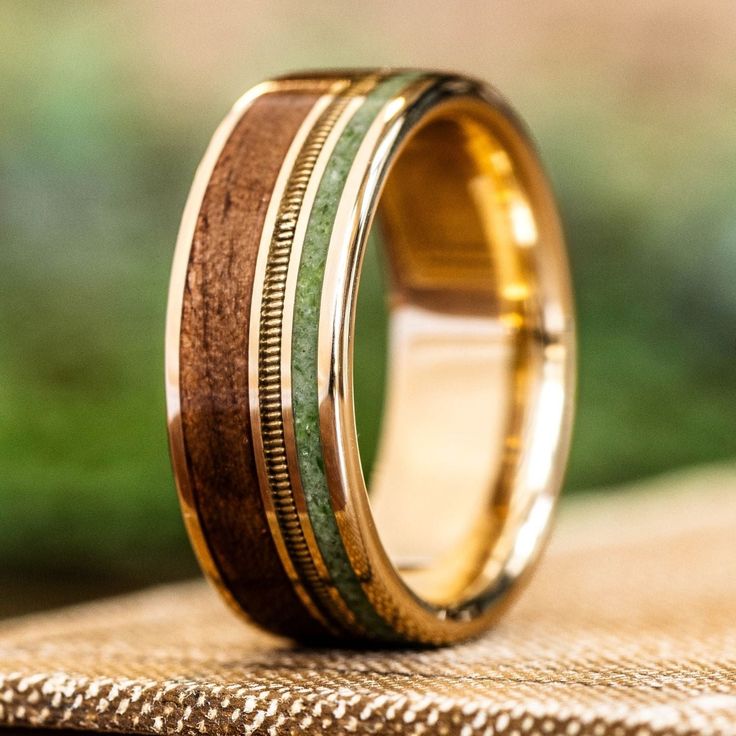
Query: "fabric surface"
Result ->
[[1, 464, 735, 736]]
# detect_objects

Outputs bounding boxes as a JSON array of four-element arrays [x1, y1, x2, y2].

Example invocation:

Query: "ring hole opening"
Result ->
[[354, 97, 566, 610]]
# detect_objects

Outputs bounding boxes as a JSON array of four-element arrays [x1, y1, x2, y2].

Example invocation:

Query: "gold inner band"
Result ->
[[366, 98, 572, 609]]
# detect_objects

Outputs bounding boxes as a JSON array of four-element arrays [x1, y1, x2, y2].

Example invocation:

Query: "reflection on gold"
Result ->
[[366, 97, 572, 609], [509, 199, 538, 247]]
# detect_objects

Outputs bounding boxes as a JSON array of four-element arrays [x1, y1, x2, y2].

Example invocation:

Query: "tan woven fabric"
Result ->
[[1, 464, 736, 736]]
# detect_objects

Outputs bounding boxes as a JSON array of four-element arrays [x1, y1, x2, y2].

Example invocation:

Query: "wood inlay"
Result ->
[[178, 90, 327, 638]]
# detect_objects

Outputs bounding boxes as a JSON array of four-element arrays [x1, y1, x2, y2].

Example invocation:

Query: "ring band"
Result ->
[[166, 69, 576, 644]]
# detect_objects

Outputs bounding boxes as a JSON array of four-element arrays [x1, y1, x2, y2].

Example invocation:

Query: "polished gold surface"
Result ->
[[165, 81, 276, 624]]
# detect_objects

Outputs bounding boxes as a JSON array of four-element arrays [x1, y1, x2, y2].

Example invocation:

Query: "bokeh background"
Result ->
[[2, 1, 735, 616]]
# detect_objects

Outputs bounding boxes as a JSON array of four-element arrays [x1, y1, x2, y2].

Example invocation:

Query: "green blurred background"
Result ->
[[2, 1, 735, 616]]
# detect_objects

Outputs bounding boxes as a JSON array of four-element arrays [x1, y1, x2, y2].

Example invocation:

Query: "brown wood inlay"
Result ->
[[178, 90, 327, 638]]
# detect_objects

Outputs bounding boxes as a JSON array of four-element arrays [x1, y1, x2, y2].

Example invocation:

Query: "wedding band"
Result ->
[[166, 69, 576, 644]]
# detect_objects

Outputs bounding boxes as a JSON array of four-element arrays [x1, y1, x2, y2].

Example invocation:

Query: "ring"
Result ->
[[166, 69, 576, 644]]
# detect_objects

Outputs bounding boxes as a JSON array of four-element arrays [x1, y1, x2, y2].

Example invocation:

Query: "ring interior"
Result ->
[[364, 97, 570, 610]]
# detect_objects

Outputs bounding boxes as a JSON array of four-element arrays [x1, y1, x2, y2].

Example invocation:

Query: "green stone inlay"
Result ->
[[292, 74, 421, 638]]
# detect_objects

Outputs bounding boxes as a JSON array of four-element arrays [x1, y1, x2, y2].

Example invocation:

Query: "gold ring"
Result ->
[[166, 69, 576, 644]]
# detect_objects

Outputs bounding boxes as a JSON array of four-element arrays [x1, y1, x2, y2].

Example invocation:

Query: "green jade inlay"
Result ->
[[291, 73, 422, 638]]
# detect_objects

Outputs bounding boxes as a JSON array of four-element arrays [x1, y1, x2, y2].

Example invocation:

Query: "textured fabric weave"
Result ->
[[1, 464, 735, 735]]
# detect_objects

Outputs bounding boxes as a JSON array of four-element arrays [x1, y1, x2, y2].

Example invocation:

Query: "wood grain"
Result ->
[[178, 90, 327, 638]]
